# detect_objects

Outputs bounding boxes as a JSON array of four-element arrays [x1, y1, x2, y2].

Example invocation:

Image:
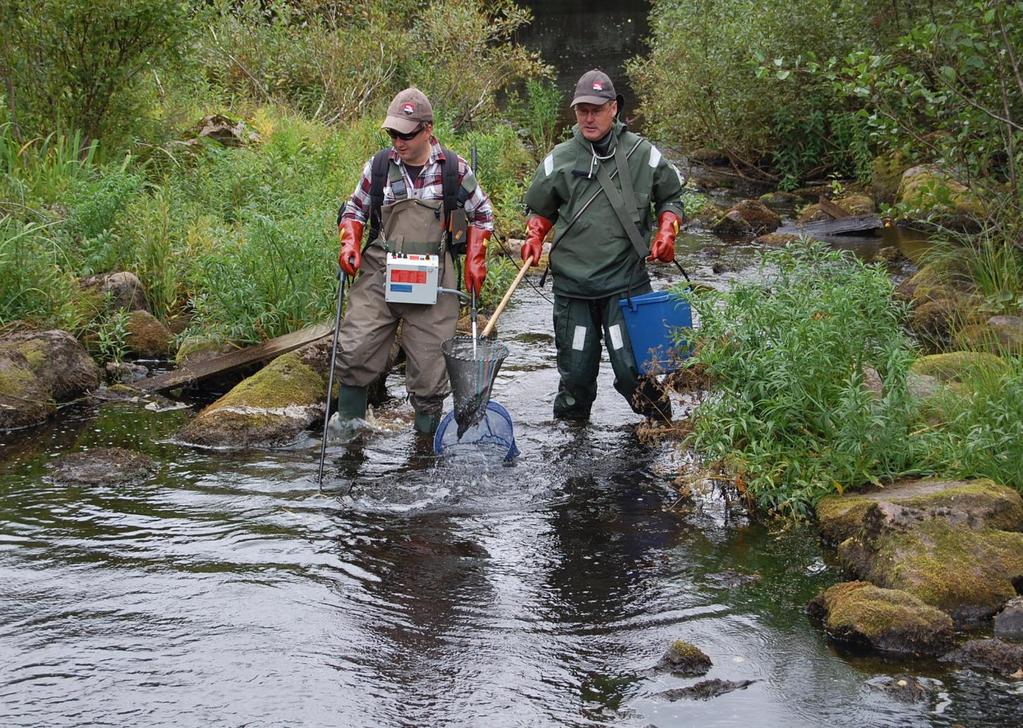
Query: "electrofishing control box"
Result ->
[[384, 252, 439, 304]]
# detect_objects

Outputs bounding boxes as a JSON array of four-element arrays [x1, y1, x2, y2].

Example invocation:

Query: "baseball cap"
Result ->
[[382, 87, 433, 134], [571, 69, 616, 107]]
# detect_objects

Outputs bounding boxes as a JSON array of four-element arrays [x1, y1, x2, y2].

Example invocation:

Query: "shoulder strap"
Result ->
[[440, 146, 460, 224], [595, 147, 648, 261], [367, 149, 391, 244]]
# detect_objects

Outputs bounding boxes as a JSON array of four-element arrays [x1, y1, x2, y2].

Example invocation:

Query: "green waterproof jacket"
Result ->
[[523, 120, 685, 299]]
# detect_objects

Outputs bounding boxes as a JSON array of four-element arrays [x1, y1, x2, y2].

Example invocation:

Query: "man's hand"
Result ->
[[464, 227, 490, 296], [648, 211, 682, 263], [338, 219, 364, 276], [521, 215, 553, 266]]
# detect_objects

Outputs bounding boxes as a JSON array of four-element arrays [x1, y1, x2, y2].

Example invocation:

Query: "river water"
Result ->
[[2, 232, 1021, 726]]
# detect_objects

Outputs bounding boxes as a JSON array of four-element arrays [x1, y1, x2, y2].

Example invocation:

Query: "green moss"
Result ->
[[211, 352, 325, 410], [870, 521, 1023, 619], [823, 581, 952, 640], [910, 352, 1007, 383], [669, 640, 705, 659], [0, 365, 38, 398]]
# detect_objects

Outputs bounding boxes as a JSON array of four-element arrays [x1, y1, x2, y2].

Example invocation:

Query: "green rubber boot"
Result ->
[[336, 384, 368, 422], [413, 410, 441, 436]]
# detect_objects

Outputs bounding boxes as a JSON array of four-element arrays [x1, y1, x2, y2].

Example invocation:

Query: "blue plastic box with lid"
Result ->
[[618, 290, 693, 375]]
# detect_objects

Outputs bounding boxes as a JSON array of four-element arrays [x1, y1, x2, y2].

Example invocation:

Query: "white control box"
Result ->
[[384, 252, 439, 304]]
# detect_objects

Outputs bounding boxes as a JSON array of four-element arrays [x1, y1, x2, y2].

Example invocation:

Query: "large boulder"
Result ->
[[0, 329, 100, 430], [816, 477, 1023, 546], [712, 200, 781, 238], [909, 351, 1008, 383], [959, 315, 1023, 355], [819, 478, 1023, 625], [897, 164, 985, 228], [808, 581, 954, 656], [125, 310, 175, 359], [177, 340, 333, 448], [79, 271, 149, 313], [839, 518, 1023, 626]]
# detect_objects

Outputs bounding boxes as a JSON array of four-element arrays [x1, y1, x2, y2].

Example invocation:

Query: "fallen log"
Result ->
[[135, 322, 333, 393], [778, 214, 883, 237]]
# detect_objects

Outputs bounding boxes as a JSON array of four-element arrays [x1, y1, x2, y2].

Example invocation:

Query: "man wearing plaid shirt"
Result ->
[[334, 87, 494, 436]]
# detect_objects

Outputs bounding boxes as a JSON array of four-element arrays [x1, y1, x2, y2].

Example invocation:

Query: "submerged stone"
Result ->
[[659, 679, 756, 701], [808, 581, 954, 656], [940, 638, 1023, 678], [50, 447, 156, 485], [656, 640, 712, 677], [865, 675, 940, 703]]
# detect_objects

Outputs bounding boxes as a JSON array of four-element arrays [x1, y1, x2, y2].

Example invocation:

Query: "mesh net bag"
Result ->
[[442, 335, 508, 438], [433, 400, 518, 461]]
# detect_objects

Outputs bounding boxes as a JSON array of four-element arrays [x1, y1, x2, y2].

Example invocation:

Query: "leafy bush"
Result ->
[[0, 0, 193, 149], [200, 0, 549, 129], [627, 0, 878, 186], [678, 242, 920, 518]]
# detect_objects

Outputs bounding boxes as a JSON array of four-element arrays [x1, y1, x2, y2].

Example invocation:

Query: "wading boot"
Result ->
[[337, 384, 368, 423], [413, 410, 441, 436]]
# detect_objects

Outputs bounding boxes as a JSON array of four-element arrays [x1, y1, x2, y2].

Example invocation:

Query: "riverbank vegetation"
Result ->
[[1, 0, 550, 347]]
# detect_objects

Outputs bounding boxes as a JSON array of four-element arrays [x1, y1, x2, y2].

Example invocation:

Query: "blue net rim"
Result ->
[[433, 400, 518, 461]]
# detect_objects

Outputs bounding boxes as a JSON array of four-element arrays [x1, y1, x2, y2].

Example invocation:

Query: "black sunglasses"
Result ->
[[386, 125, 424, 141]]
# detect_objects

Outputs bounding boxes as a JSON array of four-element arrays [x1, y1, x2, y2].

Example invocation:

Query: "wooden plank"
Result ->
[[817, 195, 851, 219], [778, 214, 883, 237], [135, 322, 334, 393]]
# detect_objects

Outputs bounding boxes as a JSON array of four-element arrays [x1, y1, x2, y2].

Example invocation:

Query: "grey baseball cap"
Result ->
[[382, 87, 433, 134], [571, 69, 616, 107]]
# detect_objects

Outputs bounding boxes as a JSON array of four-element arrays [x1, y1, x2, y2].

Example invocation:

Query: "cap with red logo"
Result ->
[[571, 69, 616, 107], [382, 87, 434, 134]]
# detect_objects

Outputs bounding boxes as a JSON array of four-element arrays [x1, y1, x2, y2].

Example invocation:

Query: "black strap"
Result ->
[[367, 148, 391, 245], [356, 147, 464, 251]]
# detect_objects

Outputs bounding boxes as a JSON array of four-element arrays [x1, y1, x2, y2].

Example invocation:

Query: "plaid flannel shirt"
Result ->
[[339, 137, 494, 231]]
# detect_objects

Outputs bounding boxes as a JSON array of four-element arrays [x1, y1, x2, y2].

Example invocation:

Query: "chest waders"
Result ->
[[551, 140, 672, 423], [335, 190, 460, 435]]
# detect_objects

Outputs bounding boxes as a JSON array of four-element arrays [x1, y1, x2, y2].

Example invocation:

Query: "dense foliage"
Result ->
[[680, 243, 919, 518]]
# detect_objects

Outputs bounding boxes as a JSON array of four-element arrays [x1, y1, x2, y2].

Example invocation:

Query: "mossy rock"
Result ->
[[897, 260, 968, 306], [753, 232, 802, 247], [49, 447, 156, 485], [175, 336, 237, 368], [177, 351, 326, 448], [656, 639, 712, 676], [817, 477, 1023, 546], [940, 638, 1023, 677], [897, 164, 986, 222], [870, 151, 912, 204], [796, 203, 830, 225], [957, 315, 1023, 356], [909, 352, 1008, 383], [835, 193, 875, 215], [808, 581, 954, 656], [838, 520, 1023, 626], [126, 310, 174, 359], [0, 329, 99, 429]]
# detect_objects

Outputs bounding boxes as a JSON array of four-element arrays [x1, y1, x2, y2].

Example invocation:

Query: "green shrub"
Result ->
[[0, 0, 193, 149], [679, 241, 920, 518], [628, 0, 876, 186]]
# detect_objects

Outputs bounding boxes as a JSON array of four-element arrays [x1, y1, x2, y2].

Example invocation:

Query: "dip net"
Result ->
[[441, 335, 508, 438]]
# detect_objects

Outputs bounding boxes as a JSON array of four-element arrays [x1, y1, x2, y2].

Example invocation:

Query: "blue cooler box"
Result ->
[[618, 290, 693, 375]]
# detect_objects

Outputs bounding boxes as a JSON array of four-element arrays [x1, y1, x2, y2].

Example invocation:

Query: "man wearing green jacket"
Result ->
[[521, 69, 685, 422]]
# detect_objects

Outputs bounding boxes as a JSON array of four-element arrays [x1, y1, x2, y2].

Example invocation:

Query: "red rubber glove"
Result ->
[[338, 219, 364, 276], [521, 215, 553, 266], [649, 210, 682, 263], [464, 227, 490, 296]]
